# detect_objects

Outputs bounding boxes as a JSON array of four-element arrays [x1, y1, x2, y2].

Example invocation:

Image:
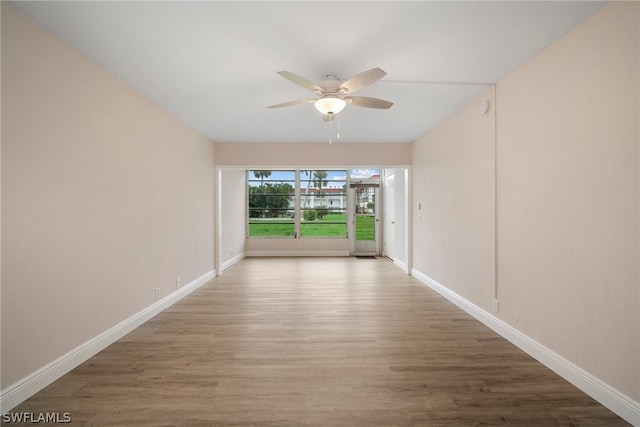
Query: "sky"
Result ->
[[248, 169, 380, 188]]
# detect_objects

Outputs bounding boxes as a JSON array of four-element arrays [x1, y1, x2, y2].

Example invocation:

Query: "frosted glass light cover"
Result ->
[[315, 97, 346, 115]]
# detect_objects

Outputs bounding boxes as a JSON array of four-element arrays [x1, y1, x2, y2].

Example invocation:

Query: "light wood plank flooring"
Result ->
[[8, 257, 628, 426]]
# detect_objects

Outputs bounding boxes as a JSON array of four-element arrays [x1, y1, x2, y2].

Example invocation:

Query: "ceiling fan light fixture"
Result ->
[[314, 97, 346, 115]]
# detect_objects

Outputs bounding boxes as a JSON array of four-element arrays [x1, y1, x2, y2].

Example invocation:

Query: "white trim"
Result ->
[[221, 252, 245, 272], [246, 250, 350, 257], [393, 258, 408, 273], [0, 270, 216, 414], [411, 268, 640, 427]]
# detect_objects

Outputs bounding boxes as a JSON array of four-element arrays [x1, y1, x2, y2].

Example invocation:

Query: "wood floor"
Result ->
[[8, 257, 628, 426]]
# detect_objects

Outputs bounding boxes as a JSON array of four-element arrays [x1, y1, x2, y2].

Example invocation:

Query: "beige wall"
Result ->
[[1, 5, 215, 388], [412, 87, 496, 311], [496, 2, 638, 400], [245, 237, 350, 256], [219, 169, 247, 266], [215, 142, 411, 167], [0, 2, 4, 386], [412, 1, 639, 401]]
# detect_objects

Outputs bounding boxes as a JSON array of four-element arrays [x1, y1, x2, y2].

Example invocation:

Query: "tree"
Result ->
[[248, 182, 293, 218], [312, 170, 328, 204], [302, 170, 313, 208], [312, 171, 328, 192], [253, 170, 272, 186]]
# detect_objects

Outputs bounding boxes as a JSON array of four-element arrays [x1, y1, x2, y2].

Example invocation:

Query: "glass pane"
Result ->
[[248, 170, 295, 238], [354, 186, 375, 215], [248, 221, 295, 237], [299, 170, 347, 238], [355, 215, 375, 240], [349, 168, 381, 180], [300, 223, 347, 237], [248, 170, 296, 185], [354, 186, 375, 241]]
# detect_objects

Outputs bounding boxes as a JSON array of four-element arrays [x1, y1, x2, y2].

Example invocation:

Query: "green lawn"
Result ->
[[300, 222, 347, 237], [302, 213, 347, 237], [248, 213, 374, 239], [355, 215, 375, 241], [248, 222, 295, 237]]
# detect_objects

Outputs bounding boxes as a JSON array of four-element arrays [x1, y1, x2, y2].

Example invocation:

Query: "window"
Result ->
[[248, 170, 295, 237], [300, 170, 347, 237], [247, 169, 347, 238]]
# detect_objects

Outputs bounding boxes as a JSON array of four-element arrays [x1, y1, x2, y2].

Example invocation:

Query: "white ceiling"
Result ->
[[10, 1, 606, 144]]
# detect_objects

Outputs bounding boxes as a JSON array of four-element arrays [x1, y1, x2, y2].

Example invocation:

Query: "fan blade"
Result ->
[[344, 96, 393, 109], [267, 99, 315, 109], [277, 71, 321, 92], [340, 67, 387, 93], [322, 113, 336, 122]]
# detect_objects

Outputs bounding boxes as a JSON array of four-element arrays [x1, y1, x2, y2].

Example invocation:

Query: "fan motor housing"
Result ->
[[317, 75, 343, 95]]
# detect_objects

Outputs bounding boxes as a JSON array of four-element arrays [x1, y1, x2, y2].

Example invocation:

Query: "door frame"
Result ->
[[348, 180, 381, 256], [383, 170, 396, 260]]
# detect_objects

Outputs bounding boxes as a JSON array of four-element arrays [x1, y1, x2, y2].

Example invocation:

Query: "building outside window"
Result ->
[[299, 170, 347, 237]]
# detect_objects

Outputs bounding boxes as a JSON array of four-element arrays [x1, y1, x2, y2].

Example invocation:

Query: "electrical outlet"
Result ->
[[155, 287, 160, 299], [176, 276, 181, 288], [492, 299, 499, 313]]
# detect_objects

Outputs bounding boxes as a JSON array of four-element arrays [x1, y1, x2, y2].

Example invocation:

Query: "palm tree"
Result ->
[[302, 170, 328, 209], [312, 170, 328, 190], [312, 170, 328, 212], [253, 170, 271, 187], [303, 170, 313, 208]]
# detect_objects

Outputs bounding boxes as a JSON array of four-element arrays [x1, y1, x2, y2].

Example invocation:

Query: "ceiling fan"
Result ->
[[267, 67, 393, 121]]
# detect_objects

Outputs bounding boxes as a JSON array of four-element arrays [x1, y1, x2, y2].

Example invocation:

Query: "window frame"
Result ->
[[299, 169, 347, 238], [247, 169, 348, 239], [247, 170, 296, 238]]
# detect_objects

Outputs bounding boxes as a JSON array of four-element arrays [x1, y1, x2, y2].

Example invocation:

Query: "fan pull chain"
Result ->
[[327, 112, 342, 144]]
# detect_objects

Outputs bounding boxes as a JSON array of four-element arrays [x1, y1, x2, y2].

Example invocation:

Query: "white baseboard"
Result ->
[[0, 269, 216, 414], [221, 252, 245, 271], [411, 268, 640, 427], [393, 258, 408, 273], [245, 250, 350, 257]]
